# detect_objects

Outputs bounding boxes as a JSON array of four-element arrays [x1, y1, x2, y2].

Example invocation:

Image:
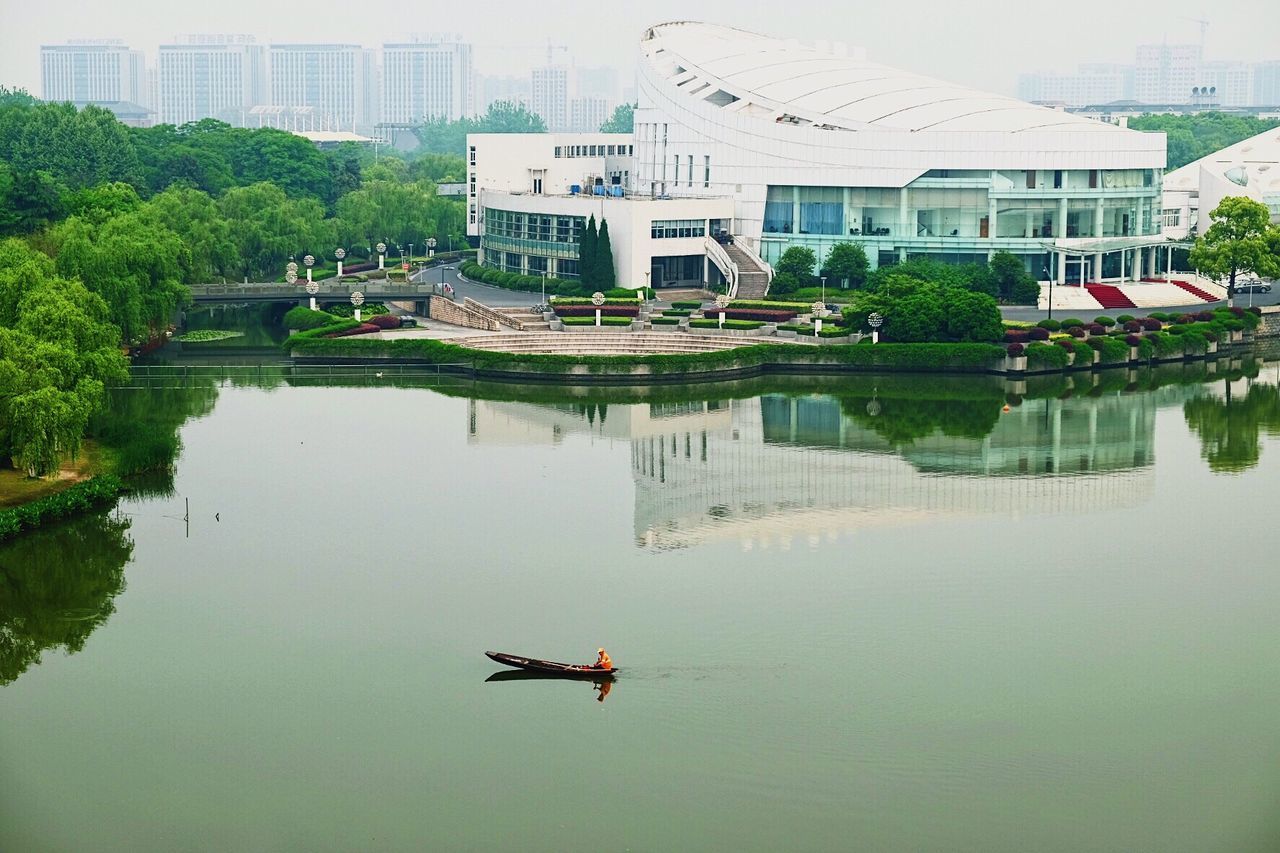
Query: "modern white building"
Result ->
[[267, 44, 377, 130], [1162, 125, 1280, 240], [1134, 44, 1203, 105], [382, 41, 473, 123], [569, 95, 611, 133], [41, 41, 146, 106], [470, 22, 1175, 295], [158, 36, 266, 126]]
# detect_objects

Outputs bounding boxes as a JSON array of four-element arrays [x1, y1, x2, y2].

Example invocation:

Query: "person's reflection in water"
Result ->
[[593, 680, 612, 703]]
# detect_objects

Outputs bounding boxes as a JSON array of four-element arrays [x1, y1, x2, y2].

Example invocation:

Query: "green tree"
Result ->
[[820, 242, 869, 289], [137, 186, 240, 282], [580, 215, 599, 288], [843, 274, 1001, 343], [0, 164, 65, 236], [775, 246, 817, 284], [412, 101, 547, 156], [216, 182, 334, 280], [1188, 196, 1280, 303], [1129, 113, 1280, 170], [989, 251, 1040, 304], [68, 182, 142, 225], [599, 103, 635, 133], [596, 219, 617, 289]]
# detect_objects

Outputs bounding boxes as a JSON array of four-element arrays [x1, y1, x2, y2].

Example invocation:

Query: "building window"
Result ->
[[704, 156, 710, 188], [554, 146, 562, 157], [469, 146, 476, 165], [651, 219, 707, 239]]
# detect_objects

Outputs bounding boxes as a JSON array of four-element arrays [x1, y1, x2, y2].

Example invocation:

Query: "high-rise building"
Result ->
[[1250, 61, 1280, 106], [1134, 44, 1202, 104], [159, 36, 266, 126], [41, 41, 145, 105], [1198, 61, 1253, 107], [1016, 63, 1134, 106], [569, 95, 611, 133], [531, 65, 569, 131], [268, 44, 377, 129], [381, 41, 473, 123], [576, 66, 620, 103], [478, 74, 531, 112]]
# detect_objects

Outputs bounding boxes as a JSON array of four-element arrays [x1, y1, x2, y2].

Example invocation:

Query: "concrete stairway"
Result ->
[[494, 305, 552, 331], [454, 331, 762, 355], [723, 242, 771, 299]]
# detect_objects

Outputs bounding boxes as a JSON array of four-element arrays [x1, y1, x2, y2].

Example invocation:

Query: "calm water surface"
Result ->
[[3, 358, 1280, 852]]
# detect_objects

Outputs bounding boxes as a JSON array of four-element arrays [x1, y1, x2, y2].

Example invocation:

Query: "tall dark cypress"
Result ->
[[597, 219, 617, 289], [579, 215, 598, 288]]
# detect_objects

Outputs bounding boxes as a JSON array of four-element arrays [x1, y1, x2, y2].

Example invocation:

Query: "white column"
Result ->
[[1094, 200, 1105, 238], [1057, 250, 1067, 285], [1057, 197, 1068, 239], [1092, 252, 1103, 284], [1165, 245, 1173, 281], [1147, 245, 1157, 277], [899, 186, 909, 238], [1134, 247, 1142, 283]]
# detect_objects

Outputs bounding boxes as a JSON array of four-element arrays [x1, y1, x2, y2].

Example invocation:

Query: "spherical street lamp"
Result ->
[[285, 271, 297, 285], [427, 237, 437, 259], [305, 279, 319, 310], [715, 293, 730, 329], [591, 291, 606, 327], [376, 241, 387, 271], [286, 260, 299, 275], [812, 300, 827, 334], [335, 247, 346, 278], [868, 311, 884, 344], [350, 290, 365, 322]]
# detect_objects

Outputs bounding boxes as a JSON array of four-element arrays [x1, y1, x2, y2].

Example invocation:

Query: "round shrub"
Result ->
[[367, 314, 402, 330], [1168, 324, 1186, 334], [1116, 314, 1136, 325], [1125, 334, 1142, 346], [1004, 329, 1030, 343], [1229, 306, 1246, 318], [1036, 319, 1061, 331], [1067, 325, 1086, 338], [1140, 317, 1162, 331], [1194, 311, 1215, 322], [1248, 306, 1263, 316], [1054, 338, 1075, 349], [1094, 316, 1115, 327], [1087, 323, 1106, 335], [1007, 342, 1025, 356], [1148, 311, 1168, 321], [1060, 317, 1085, 328], [1123, 320, 1142, 333], [1028, 327, 1050, 341], [1177, 313, 1196, 324]]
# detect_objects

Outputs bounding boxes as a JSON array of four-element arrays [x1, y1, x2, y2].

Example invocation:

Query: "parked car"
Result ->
[[1235, 280, 1271, 294]]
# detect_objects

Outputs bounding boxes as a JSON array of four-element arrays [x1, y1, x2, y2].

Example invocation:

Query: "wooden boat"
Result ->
[[485, 651, 616, 677]]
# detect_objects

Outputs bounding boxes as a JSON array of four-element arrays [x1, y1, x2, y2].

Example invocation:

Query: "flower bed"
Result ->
[[722, 308, 797, 322], [728, 299, 811, 311], [324, 322, 380, 338]]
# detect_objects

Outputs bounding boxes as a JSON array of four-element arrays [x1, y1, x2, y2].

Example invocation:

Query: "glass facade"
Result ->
[[760, 169, 1164, 275], [481, 207, 585, 278]]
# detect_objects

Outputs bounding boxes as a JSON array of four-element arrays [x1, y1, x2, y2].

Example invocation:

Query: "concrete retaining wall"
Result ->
[[1258, 306, 1280, 338], [429, 295, 500, 331]]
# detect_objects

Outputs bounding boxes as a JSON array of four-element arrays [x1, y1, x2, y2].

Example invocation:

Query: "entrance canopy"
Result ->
[[1043, 236, 1182, 256]]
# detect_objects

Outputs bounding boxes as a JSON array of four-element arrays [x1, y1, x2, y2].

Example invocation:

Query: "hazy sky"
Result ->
[[3, 0, 1277, 96]]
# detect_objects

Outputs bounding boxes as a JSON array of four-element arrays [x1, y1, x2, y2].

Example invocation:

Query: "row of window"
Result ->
[[484, 208, 584, 244], [554, 144, 634, 158], [651, 219, 707, 239]]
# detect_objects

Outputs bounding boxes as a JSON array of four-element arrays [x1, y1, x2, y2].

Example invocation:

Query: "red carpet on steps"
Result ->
[[1141, 278, 1217, 302], [1084, 284, 1136, 309]]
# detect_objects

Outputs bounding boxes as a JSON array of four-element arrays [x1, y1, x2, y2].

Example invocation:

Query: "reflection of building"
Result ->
[[466, 390, 1167, 551]]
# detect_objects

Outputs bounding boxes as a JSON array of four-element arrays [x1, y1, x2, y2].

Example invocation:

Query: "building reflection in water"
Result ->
[[467, 389, 1185, 551]]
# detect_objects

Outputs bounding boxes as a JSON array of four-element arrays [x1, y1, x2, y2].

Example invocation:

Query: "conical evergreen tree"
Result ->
[[597, 219, 617, 289], [579, 215, 598, 288]]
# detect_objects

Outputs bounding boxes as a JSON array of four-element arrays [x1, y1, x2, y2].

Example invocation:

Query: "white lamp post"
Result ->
[[715, 293, 730, 329], [427, 237, 437, 259], [868, 311, 884, 344], [591, 291, 606, 327], [541, 271, 547, 307], [351, 290, 365, 322], [812, 300, 826, 334], [376, 242, 387, 270], [303, 254, 315, 283], [335, 247, 346, 277], [821, 276, 827, 304], [305, 280, 319, 310]]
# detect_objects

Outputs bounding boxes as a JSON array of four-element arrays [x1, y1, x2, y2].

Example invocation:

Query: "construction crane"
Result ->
[[1178, 15, 1210, 52], [470, 40, 570, 66]]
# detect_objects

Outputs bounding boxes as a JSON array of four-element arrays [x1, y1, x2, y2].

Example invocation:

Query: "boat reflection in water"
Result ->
[[485, 669, 615, 703]]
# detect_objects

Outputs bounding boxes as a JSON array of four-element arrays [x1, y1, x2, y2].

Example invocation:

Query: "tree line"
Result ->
[[1128, 112, 1280, 171]]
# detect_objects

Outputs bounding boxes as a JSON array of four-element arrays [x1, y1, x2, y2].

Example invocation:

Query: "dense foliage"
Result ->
[[599, 104, 636, 133], [1188, 196, 1280, 297], [1128, 113, 1280, 171], [412, 101, 547, 155], [842, 273, 1004, 344], [0, 475, 125, 541]]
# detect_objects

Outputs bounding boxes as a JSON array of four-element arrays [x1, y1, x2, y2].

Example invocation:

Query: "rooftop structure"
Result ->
[[1162, 125, 1280, 239]]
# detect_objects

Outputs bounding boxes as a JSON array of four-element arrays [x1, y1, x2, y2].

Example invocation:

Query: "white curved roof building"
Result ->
[[1161, 125, 1280, 240], [636, 22, 1169, 285]]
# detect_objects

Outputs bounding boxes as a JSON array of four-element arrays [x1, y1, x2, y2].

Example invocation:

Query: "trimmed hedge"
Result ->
[[728, 300, 812, 311], [722, 309, 796, 322], [460, 260, 583, 296], [553, 297, 645, 306], [661, 309, 692, 317], [283, 306, 340, 330], [671, 301, 703, 309], [1025, 342, 1070, 368], [689, 318, 764, 330], [367, 314, 403, 330], [651, 316, 682, 325], [561, 315, 635, 326], [554, 305, 640, 317], [0, 475, 126, 541], [325, 322, 379, 338], [287, 326, 1006, 373]]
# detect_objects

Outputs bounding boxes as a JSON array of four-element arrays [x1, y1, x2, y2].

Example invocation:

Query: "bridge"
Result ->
[[187, 281, 435, 304]]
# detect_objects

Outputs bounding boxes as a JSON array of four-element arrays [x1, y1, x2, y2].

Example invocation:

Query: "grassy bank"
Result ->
[[0, 475, 126, 541]]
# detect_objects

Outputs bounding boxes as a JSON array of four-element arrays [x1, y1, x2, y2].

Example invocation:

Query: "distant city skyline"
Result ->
[[4, 0, 1279, 101]]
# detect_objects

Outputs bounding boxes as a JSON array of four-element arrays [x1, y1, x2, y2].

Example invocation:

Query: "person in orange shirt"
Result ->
[[593, 648, 613, 671]]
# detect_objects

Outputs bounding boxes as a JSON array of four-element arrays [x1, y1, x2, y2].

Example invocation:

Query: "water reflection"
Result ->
[[485, 670, 616, 703], [0, 511, 134, 685], [1184, 379, 1280, 473]]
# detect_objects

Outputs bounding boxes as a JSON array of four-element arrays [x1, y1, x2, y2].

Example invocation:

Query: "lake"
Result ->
[[3, 355, 1280, 852]]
